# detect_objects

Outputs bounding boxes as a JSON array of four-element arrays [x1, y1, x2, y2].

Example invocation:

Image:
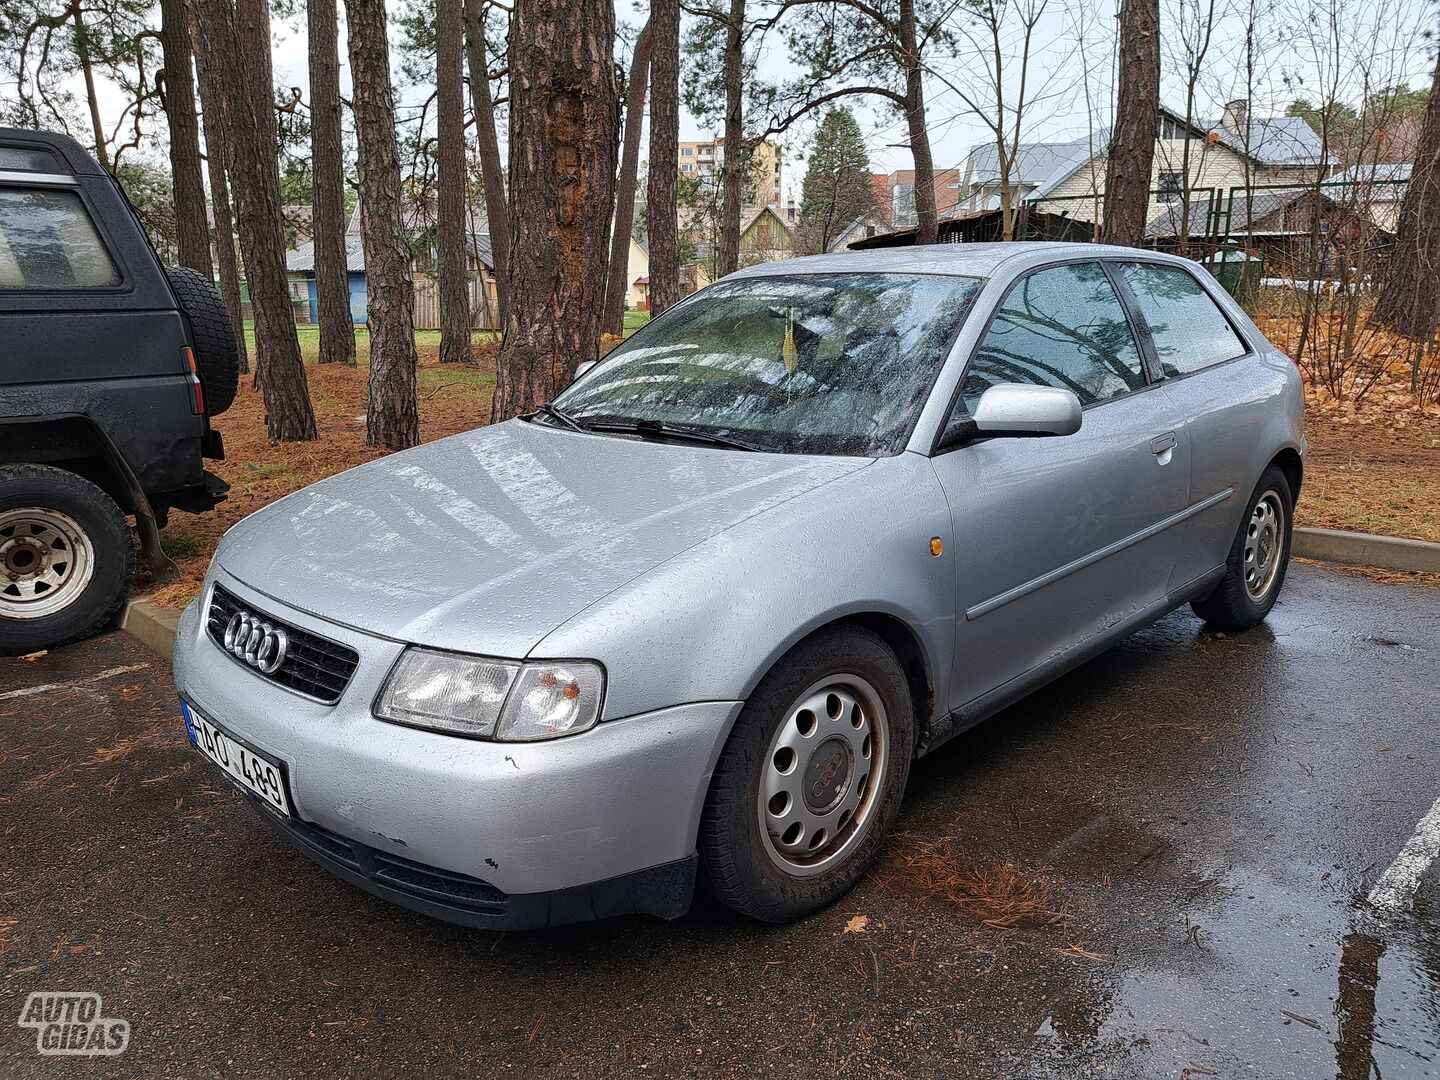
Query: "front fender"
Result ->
[[531, 453, 956, 722]]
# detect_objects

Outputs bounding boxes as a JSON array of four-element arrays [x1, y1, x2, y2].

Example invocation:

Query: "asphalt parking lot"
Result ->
[[1, 562, 1437, 1078]]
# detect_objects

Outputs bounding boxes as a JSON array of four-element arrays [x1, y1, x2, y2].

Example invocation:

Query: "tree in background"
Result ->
[[1377, 52, 1440, 345], [3, 0, 160, 169], [682, 0, 772, 277], [490, 0, 618, 420], [796, 107, 873, 254], [158, 0, 211, 275], [436, 0, 474, 363], [345, 0, 420, 448], [191, 0, 317, 441], [189, 11, 248, 374], [648, 0, 682, 316], [782, 0, 946, 244], [1100, 0, 1159, 245], [309, 0, 356, 365], [463, 0, 510, 327], [602, 19, 653, 337]]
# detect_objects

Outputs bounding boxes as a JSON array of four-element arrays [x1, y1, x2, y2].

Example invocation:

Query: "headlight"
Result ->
[[375, 649, 603, 741]]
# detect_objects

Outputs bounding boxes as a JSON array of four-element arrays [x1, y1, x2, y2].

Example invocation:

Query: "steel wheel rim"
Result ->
[[757, 673, 889, 878], [1243, 488, 1285, 602], [0, 507, 94, 620]]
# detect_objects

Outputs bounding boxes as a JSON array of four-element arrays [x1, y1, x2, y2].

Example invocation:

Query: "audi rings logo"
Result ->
[[223, 611, 290, 674]]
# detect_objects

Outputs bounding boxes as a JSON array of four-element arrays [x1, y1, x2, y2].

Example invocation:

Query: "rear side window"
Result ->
[[1119, 263, 1246, 377], [0, 187, 121, 289], [962, 261, 1147, 409]]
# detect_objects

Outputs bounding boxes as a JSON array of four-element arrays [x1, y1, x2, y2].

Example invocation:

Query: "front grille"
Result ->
[[206, 583, 360, 703], [269, 812, 509, 914]]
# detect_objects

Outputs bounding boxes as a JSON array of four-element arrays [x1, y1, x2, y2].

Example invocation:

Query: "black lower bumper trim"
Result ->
[[248, 797, 698, 931]]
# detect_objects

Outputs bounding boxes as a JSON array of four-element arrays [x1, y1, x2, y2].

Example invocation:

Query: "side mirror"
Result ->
[[572, 360, 597, 382], [936, 383, 1082, 450]]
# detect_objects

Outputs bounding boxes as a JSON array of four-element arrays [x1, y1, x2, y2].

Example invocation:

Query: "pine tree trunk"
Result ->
[[235, 0, 279, 172], [73, 7, 110, 171], [436, 0, 474, 363], [897, 0, 936, 246], [602, 19, 652, 337], [647, 0, 681, 315], [489, 0, 618, 422], [1101, 0, 1159, 246], [716, 0, 745, 277], [309, 0, 356, 365], [191, 0, 317, 441], [344, 0, 419, 449], [463, 0, 510, 327], [159, 0, 212, 277], [190, 9, 248, 373], [1376, 52, 1440, 339]]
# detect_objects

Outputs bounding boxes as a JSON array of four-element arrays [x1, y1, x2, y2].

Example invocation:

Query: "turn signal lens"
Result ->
[[494, 662, 604, 742]]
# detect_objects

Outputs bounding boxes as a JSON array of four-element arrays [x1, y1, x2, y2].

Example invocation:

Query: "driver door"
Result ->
[[929, 261, 1191, 712]]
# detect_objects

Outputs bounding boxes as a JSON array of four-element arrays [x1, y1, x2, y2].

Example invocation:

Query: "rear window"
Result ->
[[1119, 263, 1245, 376], [0, 146, 63, 172], [0, 187, 121, 289]]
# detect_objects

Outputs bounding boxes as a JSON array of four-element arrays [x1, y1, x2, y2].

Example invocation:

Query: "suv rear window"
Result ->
[[1119, 262, 1246, 376], [0, 187, 121, 289]]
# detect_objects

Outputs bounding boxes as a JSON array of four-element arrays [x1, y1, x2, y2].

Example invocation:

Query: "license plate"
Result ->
[[181, 700, 292, 817]]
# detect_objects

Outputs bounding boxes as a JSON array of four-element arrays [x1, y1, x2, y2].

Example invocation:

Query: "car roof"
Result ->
[[724, 242, 1205, 282]]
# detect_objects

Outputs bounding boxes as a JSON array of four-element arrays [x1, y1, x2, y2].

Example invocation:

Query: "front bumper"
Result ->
[[172, 571, 742, 926]]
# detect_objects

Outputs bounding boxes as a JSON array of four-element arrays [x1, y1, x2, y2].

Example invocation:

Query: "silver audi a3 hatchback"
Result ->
[[173, 243, 1305, 928]]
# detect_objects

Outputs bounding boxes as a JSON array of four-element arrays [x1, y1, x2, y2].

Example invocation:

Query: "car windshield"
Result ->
[[552, 272, 981, 455]]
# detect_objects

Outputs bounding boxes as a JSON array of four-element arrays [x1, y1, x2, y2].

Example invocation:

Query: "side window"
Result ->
[[1119, 262, 1246, 377], [0, 187, 121, 289], [961, 262, 1147, 410]]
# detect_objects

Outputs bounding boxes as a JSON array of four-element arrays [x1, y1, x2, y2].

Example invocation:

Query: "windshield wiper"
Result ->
[[523, 401, 587, 432], [586, 418, 763, 452]]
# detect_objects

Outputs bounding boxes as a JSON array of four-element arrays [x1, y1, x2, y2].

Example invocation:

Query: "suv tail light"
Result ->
[[182, 346, 205, 415]]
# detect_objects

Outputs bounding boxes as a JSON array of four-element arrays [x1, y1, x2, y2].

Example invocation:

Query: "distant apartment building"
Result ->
[[876, 168, 964, 227], [677, 138, 783, 207]]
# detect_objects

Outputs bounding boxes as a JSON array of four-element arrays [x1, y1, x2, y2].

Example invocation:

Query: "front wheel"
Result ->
[[1191, 464, 1293, 630], [699, 626, 914, 923]]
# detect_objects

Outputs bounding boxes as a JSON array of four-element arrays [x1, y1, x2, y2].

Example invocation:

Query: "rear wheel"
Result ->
[[699, 626, 914, 922], [1191, 465, 1293, 630], [0, 465, 134, 654]]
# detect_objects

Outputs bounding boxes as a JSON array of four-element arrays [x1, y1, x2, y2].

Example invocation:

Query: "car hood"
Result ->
[[213, 419, 868, 656]]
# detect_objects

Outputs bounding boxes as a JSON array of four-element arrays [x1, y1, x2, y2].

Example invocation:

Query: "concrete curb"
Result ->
[[119, 598, 180, 657], [114, 528, 1438, 658], [1293, 527, 1440, 574]]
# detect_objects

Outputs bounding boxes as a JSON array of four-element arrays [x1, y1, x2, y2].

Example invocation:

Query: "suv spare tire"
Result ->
[[165, 265, 240, 417]]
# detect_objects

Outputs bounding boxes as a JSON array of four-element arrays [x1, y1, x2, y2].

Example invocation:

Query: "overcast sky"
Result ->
[[85, 0, 1436, 201]]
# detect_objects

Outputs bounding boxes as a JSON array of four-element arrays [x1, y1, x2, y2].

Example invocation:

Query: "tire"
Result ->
[[699, 626, 915, 923], [1191, 464, 1293, 630], [0, 465, 135, 655], [165, 265, 239, 417]]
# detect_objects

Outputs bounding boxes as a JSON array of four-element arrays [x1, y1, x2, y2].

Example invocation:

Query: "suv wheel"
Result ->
[[0, 465, 135, 654], [699, 626, 914, 922], [1191, 464, 1294, 630]]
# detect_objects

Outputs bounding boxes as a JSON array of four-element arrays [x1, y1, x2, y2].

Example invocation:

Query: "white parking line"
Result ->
[[1368, 794, 1440, 914], [0, 663, 150, 702]]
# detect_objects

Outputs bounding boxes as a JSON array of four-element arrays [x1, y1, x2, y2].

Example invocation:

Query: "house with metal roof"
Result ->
[[957, 101, 1338, 232]]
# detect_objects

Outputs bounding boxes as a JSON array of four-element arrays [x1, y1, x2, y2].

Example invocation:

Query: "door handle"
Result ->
[[1150, 432, 1178, 455]]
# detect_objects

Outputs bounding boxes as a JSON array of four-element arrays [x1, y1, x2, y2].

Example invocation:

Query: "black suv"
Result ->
[[0, 129, 237, 653]]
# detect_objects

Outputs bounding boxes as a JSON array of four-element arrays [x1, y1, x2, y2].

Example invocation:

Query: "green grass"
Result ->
[[624, 309, 650, 331]]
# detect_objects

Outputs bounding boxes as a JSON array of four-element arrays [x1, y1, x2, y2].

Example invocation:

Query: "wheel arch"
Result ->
[[1269, 446, 1303, 501], [743, 609, 938, 759], [0, 415, 138, 514]]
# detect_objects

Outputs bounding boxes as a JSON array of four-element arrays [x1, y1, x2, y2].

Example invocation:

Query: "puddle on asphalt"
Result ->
[[1021, 869, 1439, 1078]]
